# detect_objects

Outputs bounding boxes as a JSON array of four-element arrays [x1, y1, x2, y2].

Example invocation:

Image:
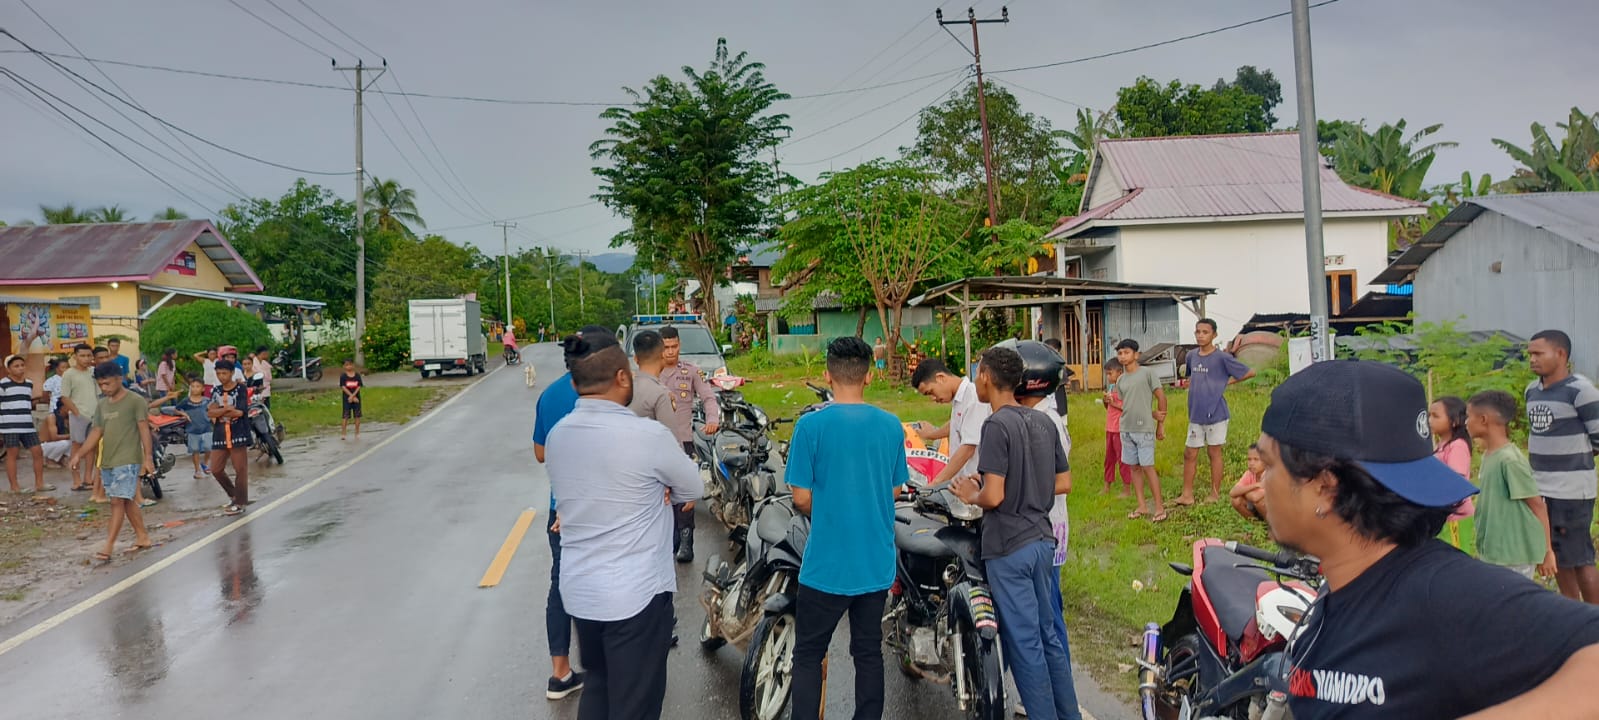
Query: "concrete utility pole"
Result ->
[[573, 249, 590, 322], [494, 221, 517, 326], [1290, 0, 1330, 362], [937, 5, 1009, 231], [334, 59, 386, 366], [545, 251, 558, 332]]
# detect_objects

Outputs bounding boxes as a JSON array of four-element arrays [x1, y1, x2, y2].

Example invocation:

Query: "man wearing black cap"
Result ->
[[1241, 360, 1599, 718]]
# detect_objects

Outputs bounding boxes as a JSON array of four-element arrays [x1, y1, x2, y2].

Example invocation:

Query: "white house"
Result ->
[[1044, 132, 1426, 339]]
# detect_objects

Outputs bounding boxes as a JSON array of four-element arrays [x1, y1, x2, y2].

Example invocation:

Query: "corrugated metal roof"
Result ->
[[0, 220, 263, 291], [1373, 192, 1599, 284], [1049, 132, 1424, 239]]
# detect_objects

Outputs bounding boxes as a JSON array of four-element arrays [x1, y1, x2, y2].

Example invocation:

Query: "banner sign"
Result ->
[[7, 302, 93, 353], [165, 250, 197, 276]]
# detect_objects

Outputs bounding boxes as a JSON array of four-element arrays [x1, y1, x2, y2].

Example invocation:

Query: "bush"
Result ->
[[1345, 319, 1533, 399], [141, 301, 273, 373], [361, 315, 412, 372]]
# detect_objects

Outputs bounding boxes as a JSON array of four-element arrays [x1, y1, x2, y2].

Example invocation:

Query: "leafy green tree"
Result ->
[[1214, 65, 1283, 126], [1493, 107, 1599, 192], [1328, 119, 1456, 200], [92, 205, 131, 223], [372, 235, 487, 319], [39, 204, 91, 224], [907, 83, 1068, 225], [220, 179, 394, 319], [591, 38, 790, 327], [141, 300, 273, 366], [152, 207, 189, 221], [1114, 76, 1269, 138], [363, 177, 427, 238]]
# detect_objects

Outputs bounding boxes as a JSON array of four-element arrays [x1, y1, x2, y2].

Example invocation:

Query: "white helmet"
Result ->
[[1256, 585, 1314, 642]]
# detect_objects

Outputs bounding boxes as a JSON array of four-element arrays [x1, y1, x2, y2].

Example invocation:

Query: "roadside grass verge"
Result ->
[[270, 386, 455, 436]]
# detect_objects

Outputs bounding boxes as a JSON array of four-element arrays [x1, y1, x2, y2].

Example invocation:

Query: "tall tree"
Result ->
[[1493, 107, 1599, 193], [152, 207, 190, 221], [363, 177, 427, 238], [591, 38, 790, 327], [1214, 65, 1283, 127], [1115, 76, 1270, 138], [372, 235, 487, 319], [1328, 119, 1456, 200], [906, 83, 1068, 226], [39, 204, 91, 224], [92, 205, 131, 223]]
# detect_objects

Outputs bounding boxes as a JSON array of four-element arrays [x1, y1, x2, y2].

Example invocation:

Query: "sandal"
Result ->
[[223, 504, 244, 516], [1151, 511, 1169, 523], [139, 498, 158, 508], [34, 484, 57, 493], [92, 551, 111, 564], [1172, 496, 1196, 507], [71, 484, 90, 492], [127, 543, 156, 554], [1127, 508, 1148, 520]]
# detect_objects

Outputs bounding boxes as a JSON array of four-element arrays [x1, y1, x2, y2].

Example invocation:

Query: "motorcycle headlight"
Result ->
[[752, 406, 769, 429], [945, 493, 983, 522]]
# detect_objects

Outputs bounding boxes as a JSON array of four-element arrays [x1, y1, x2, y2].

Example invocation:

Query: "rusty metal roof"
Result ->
[[1048, 132, 1424, 240], [0, 220, 263, 291]]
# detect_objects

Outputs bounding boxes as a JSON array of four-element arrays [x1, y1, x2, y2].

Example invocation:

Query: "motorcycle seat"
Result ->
[[1198, 545, 1271, 642], [149, 414, 185, 429], [756, 500, 795, 545], [894, 508, 954, 559]]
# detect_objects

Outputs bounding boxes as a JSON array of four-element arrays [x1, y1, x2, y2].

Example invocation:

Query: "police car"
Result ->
[[616, 314, 727, 377]]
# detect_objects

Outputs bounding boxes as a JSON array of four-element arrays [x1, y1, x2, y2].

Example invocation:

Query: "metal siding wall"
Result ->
[[1103, 299, 1180, 361], [1416, 211, 1599, 377]]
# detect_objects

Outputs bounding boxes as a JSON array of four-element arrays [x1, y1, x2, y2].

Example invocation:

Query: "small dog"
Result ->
[[524, 362, 537, 388]]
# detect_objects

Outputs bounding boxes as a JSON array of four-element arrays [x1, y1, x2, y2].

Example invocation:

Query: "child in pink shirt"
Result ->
[[1430, 397, 1476, 520], [1102, 360, 1134, 494]]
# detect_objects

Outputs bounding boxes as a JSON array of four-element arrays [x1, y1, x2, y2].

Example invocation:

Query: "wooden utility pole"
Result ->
[[334, 59, 386, 365], [937, 6, 1008, 231]]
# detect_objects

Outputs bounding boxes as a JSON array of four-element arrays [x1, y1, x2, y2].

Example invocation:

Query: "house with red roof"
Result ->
[[1043, 132, 1425, 343]]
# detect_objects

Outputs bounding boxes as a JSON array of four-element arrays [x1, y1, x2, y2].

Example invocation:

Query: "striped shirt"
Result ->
[[1526, 374, 1599, 500], [0, 378, 35, 435]]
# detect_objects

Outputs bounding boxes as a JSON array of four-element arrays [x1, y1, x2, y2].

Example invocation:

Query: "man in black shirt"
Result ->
[[1244, 360, 1599, 719]]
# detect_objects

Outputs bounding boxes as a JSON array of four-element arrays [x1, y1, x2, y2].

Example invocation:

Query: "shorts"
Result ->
[[875, 359, 886, 370], [1186, 420, 1229, 448], [1500, 564, 1536, 580], [1547, 498, 1597, 569], [2, 432, 40, 450], [1121, 432, 1157, 467], [101, 464, 139, 500], [343, 402, 362, 419], [212, 425, 253, 451], [186, 431, 213, 455], [69, 414, 92, 444]]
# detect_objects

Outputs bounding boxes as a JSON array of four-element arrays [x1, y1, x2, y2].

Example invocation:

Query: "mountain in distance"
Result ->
[[587, 252, 635, 274]]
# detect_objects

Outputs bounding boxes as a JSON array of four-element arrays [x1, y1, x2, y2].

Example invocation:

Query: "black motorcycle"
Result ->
[[884, 484, 1006, 720], [701, 492, 801, 652], [143, 406, 187, 500], [503, 345, 521, 366], [694, 377, 788, 534], [272, 348, 323, 382], [247, 375, 285, 465], [735, 494, 811, 720]]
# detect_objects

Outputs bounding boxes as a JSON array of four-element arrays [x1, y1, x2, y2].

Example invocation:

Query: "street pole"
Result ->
[[937, 6, 1009, 231], [494, 221, 517, 327], [574, 249, 590, 322], [546, 251, 557, 333], [335, 59, 386, 366], [1290, 0, 1329, 362]]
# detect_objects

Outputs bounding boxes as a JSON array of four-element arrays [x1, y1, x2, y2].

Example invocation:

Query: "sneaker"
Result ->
[[546, 671, 585, 700], [223, 504, 244, 516]]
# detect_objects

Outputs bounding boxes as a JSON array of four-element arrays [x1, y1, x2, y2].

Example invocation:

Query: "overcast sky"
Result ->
[[1, 0, 1593, 257]]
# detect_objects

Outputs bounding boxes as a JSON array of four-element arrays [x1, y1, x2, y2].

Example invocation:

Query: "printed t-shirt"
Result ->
[[786, 403, 908, 595], [1525, 374, 1599, 500], [1184, 348, 1251, 424], [210, 383, 252, 449], [340, 373, 364, 405]]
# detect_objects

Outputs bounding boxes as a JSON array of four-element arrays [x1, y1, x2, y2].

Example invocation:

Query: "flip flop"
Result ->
[[34, 484, 57, 492], [139, 499, 158, 508], [1127, 508, 1147, 520], [1173, 497, 1196, 507], [1151, 511, 1169, 523], [70, 485, 90, 492], [126, 543, 157, 555], [92, 551, 111, 564]]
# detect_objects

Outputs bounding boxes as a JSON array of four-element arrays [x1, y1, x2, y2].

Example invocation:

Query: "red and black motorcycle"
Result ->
[[1138, 540, 1321, 720]]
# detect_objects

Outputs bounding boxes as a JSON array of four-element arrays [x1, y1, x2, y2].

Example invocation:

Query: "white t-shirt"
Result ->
[[949, 378, 991, 478], [202, 358, 219, 386], [1033, 401, 1071, 565]]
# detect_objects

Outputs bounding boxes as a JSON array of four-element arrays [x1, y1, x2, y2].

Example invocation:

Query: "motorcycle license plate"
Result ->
[[424, 364, 442, 371]]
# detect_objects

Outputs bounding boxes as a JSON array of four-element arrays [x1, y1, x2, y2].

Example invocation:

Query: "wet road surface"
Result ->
[[0, 343, 1134, 720]]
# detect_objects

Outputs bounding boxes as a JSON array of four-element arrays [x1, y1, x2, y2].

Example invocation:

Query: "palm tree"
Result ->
[[363, 178, 426, 238], [92, 205, 131, 223], [1058, 107, 1121, 160], [39, 204, 92, 224], [1330, 120, 1457, 200], [1492, 107, 1599, 193], [152, 207, 190, 221]]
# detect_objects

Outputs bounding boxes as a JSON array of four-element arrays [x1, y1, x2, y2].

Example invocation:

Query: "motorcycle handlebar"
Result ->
[[1225, 541, 1297, 568]]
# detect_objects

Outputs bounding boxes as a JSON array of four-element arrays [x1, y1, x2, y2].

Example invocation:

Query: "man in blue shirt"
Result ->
[[532, 326, 610, 701], [1176, 318, 1254, 506], [788, 337, 909, 720]]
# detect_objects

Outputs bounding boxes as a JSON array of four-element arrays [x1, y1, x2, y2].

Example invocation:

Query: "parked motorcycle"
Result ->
[[700, 491, 801, 652], [1137, 540, 1320, 720], [247, 374, 285, 465], [695, 375, 788, 534], [143, 406, 187, 500], [735, 491, 811, 720], [272, 348, 324, 382], [883, 482, 1007, 719]]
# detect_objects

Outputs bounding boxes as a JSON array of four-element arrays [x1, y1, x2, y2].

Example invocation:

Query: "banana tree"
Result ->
[[1492, 107, 1599, 192]]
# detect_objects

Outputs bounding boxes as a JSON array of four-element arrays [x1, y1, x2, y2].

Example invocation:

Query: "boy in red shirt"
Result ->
[[1102, 359, 1133, 496]]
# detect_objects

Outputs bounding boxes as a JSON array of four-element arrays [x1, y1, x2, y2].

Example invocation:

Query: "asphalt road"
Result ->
[[0, 343, 1134, 720]]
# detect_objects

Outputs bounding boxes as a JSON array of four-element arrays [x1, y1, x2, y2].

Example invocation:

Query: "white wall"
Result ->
[[1111, 217, 1392, 339]]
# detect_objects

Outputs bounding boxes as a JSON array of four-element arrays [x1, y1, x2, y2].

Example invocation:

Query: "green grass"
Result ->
[[270, 386, 454, 436]]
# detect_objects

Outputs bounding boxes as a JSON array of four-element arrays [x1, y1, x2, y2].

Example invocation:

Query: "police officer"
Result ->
[[656, 326, 718, 563]]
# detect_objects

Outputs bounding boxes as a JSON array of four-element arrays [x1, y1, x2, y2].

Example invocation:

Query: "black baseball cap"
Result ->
[[1260, 360, 1478, 508]]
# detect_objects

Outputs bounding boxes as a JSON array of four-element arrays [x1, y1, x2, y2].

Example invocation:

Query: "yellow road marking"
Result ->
[[478, 509, 537, 588]]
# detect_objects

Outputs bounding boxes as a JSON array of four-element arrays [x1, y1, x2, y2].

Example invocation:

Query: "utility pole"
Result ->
[[1290, 0, 1329, 362], [334, 59, 386, 366], [494, 221, 517, 327], [937, 6, 1008, 231], [573, 249, 590, 322], [545, 251, 558, 333]]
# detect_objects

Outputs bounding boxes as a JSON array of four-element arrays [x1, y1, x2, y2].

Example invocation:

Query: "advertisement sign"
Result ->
[[165, 250, 197, 276], [7, 302, 94, 353]]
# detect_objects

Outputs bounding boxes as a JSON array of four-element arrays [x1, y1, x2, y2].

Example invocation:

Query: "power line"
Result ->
[[989, 0, 1346, 75], [294, 0, 383, 59], [364, 100, 495, 226], [987, 76, 1092, 110], [788, 13, 927, 105], [781, 67, 967, 148], [387, 70, 501, 220], [227, 0, 334, 60], [262, 0, 356, 57], [787, 71, 972, 168], [370, 72, 495, 222], [426, 200, 601, 233]]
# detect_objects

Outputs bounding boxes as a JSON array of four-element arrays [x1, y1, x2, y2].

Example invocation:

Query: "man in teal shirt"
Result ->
[[787, 337, 908, 720]]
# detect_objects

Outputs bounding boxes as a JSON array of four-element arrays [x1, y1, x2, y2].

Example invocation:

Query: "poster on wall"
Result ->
[[165, 250, 197, 276], [7, 303, 93, 353]]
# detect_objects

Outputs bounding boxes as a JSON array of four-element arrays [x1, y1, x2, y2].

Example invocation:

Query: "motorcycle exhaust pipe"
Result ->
[[1138, 622, 1161, 720]]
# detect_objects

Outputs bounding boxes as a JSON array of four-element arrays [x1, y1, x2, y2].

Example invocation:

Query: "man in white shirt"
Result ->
[[546, 331, 703, 719], [911, 358, 992, 486]]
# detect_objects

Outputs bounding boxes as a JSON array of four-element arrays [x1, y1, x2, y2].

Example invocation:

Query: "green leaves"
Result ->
[[363, 177, 426, 238], [1114, 76, 1270, 139], [1492, 107, 1599, 193], [906, 83, 1069, 226], [141, 301, 273, 364], [1328, 119, 1457, 200], [219, 179, 382, 319]]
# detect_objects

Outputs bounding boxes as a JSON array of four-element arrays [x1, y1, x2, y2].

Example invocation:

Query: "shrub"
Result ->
[[141, 301, 272, 371], [1346, 319, 1533, 399], [361, 315, 412, 372]]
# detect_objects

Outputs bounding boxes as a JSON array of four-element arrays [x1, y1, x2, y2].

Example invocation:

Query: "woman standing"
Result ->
[[155, 348, 177, 396]]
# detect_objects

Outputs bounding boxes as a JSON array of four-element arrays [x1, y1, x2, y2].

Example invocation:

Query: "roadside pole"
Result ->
[[1290, 0, 1330, 362], [335, 59, 387, 367], [495, 221, 516, 328]]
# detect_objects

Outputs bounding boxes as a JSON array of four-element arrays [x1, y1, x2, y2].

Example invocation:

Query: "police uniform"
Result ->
[[658, 361, 718, 561]]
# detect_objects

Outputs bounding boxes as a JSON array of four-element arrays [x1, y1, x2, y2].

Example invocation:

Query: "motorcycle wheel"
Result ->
[[739, 613, 796, 720], [143, 470, 163, 500], [307, 366, 323, 382], [1156, 633, 1203, 720], [958, 622, 1006, 720], [260, 433, 285, 465], [699, 613, 727, 651]]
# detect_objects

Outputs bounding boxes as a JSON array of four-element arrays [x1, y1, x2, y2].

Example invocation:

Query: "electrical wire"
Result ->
[[781, 67, 968, 148], [387, 70, 502, 221], [262, 0, 356, 58], [364, 100, 497, 227], [786, 71, 972, 168], [227, 0, 334, 60], [987, 76, 1092, 110]]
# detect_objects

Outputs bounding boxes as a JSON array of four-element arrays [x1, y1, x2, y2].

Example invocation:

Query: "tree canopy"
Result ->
[[1493, 107, 1599, 192], [906, 83, 1070, 226], [364, 177, 427, 238], [1115, 75, 1270, 138], [141, 300, 273, 362], [1214, 66, 1283, 127], [373, 234, 486, 319], [591, 38, 790, 326], [1327, 119, 1457, 200]]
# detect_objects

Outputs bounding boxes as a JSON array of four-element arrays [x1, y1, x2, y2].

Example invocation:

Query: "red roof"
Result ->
[[0, 220, 263, 291]]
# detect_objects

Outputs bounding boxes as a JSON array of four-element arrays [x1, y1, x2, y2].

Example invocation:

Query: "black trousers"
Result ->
[[673, 441, 696, 551], [573, 592, 675, 720], [792, 584, 887, 720]]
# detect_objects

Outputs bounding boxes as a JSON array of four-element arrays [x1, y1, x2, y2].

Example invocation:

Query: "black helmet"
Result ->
[[994, 339, 1065, 398]]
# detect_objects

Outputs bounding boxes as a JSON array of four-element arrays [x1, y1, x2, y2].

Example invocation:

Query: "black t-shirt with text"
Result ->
[[1288, 539, 1599, 719], [210, 383, 253, 448], [339, 373, 364, 405], [975, 404, 1068, 560]]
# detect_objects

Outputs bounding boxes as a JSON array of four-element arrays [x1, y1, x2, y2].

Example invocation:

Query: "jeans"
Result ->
[[792, 584, 887, 720], [989, 540, 1081, 720], [573, 591, 674, 720], [547, 514, 572, 658]]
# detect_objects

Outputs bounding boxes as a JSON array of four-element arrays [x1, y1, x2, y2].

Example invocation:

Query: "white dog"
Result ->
[[524, 362, 537, 387]]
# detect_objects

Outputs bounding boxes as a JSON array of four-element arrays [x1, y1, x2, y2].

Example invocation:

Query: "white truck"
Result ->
[[408, 298, 487, 378]]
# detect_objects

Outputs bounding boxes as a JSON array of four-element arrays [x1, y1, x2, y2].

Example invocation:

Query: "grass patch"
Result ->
[[270, 386, 453, 436], [0, 589, 25, 602]]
